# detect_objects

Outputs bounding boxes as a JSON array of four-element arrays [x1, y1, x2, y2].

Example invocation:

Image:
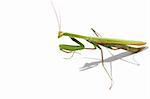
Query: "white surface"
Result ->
[[0, 0, 150, 99]]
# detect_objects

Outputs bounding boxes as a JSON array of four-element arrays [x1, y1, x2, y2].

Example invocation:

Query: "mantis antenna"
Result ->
[[51, 1, 61, 31], [51, 1, 79, 59]]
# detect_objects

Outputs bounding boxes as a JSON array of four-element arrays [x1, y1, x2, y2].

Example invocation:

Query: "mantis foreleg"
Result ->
[[59, 37, 85, 52], [59, 37, 85, 59]]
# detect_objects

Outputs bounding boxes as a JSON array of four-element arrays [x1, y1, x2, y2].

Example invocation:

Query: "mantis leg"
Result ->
[[59, 38, 85, 51], [59, 38, 85, 59], [60, 49, 72, 53], [91, 28, 113, 88], [96, 45, 113, 81], [91, 28, 102, 37], [60, 49, 77, 59], [63, 52, 75, 59], [85, 40, 97, 50]]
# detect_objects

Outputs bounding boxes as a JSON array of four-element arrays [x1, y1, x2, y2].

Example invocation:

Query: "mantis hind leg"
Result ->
[[91, 28, 113, 88], [59, 38, 85, 59], [96, 45, 113, 88]]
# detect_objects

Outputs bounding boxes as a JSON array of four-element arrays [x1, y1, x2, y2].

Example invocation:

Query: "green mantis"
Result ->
[[58, 29, 146, 84], [51, 1, 147, 89]]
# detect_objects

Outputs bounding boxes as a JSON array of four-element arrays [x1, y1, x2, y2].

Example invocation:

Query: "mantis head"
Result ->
[[58, 31, 64, 38]]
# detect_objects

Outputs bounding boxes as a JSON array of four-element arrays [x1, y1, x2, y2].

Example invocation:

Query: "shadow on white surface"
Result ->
[[80, 47, 148, 71]]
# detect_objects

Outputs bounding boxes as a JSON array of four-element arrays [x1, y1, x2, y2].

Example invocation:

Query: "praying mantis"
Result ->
[[51, 1, 147, 89]]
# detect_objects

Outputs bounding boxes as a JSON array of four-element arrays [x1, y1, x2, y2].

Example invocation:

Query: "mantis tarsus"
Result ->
[[51, 1, 147, 89]]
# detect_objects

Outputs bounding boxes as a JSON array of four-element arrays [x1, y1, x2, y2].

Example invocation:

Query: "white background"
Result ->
[[0, 0, 150, 99]]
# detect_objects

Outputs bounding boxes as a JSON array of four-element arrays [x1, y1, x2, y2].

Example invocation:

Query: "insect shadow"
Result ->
[[80, 47, 148, 71]]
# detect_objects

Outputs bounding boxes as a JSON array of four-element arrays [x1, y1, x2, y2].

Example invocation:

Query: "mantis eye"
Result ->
[[58, 31, 64, 38]]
